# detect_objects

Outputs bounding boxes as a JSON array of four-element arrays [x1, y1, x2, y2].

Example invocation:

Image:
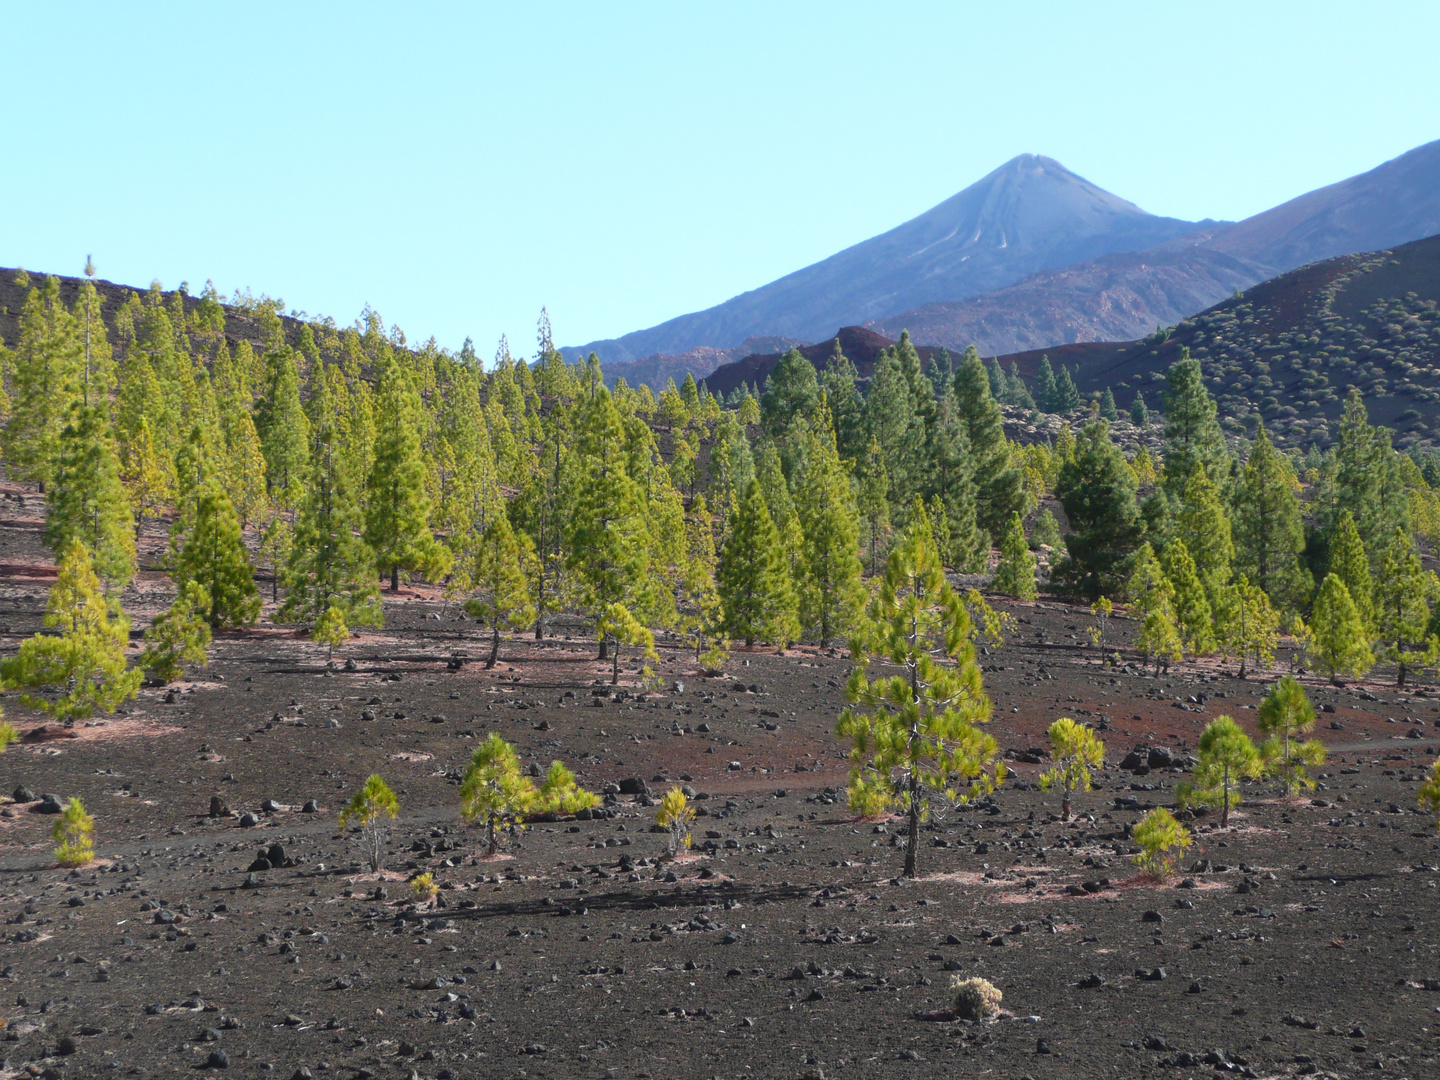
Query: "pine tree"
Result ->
[[1054, 365, 1081, 412], [1213, 574, 1280, 679], [1161, 350, 1228, 495], [1130, 392, 1148, 426], [1053, 420, 1143, 597], [1327, 510, 1375, 633], [1178, 715, 1261, 827], [679, 494, 724, 665], [1006, 362, 1035, 409], [1330, 389, 1409, 557], [929, 385, 985, 571], [365, 361, 449, 590], [1175, 465, 1233, 596], [464, 513, 536, 669], [300, 608, 345, 666], [1099, 387, 1119, 421], [1127, 543, 1182, 673], [0, 540, 141, 723], [2, 277, 81, 489], [1130, 445, 1158, 487], [215, 349, 267, 529], [281, 411, 382, 629], [254, 345, 310, 506], [821, 341, 865, 464], [954, 346, 1024, 539], [718, 479, 797, 648], [44, 404, 137, 587], [119, 416, 171, 539], [140, 581, 212, 683], [1039, 717, 1105, 820], [991, 511, 1037, 600], [836, 506, 1003, 877], [74, 279, 116, 410], [1161, 538, 1215, 655], [794, 405, 864, 647], [987, 359, 1009, 402], [460, 734, 536, 856], [1034, 355, 1058, 412], [1232, 421, 1309, 612], [1256, 675, 1327, 794], [1309, 573, 1374, 684], [863, 343, 924, 509], [566, 386, 654, 655], [1374, 526, 1436, 686], [596, 602, 659, 684], [857, 435, 891, 574], [339, 774, 400, 871], [173, 482, 261, 629], [760, 347, 820, 442]]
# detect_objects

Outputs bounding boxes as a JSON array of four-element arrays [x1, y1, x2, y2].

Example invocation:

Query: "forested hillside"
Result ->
[[2, 261, 1439, 731]]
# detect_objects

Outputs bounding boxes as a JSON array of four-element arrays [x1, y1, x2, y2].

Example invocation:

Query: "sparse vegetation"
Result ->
[[1131, 807, 1192, 879], [53, 797, 95, 867], [951, 975, 1003, 1020], [339, 774, 400, 872], [1038, 717, 1105, 820], [656, 786, 695, 856]]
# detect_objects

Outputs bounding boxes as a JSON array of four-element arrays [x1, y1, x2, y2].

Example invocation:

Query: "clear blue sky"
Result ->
[[4, 2, 1437, 361]]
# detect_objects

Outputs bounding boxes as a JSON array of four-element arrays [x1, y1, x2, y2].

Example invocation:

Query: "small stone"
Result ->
[[209, 795, 230, 817], [1036, 1038, 1053, 1055], [1141, 910, 1164, 923], [302, 799, 319, 814], [35, 793, 64, 814], [238, 813, 260, 828], [207, 1049, 231, 1069], [56, 1035, 79, 1055], [13, 786, 36, 803]]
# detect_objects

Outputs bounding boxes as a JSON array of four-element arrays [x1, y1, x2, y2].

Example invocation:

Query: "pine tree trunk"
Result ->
[[1222, 762, 1230, 828], [612, 641, 621, 685], [598, 637, 609, 661], [486, 625, 500, 669], [391, 565, 399, 592], [904, 772, 920, 878], [1062, 783, 1071, 821]]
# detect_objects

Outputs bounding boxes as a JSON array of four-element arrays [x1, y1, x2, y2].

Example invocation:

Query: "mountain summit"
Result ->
[[566, 155, 1209, 364]]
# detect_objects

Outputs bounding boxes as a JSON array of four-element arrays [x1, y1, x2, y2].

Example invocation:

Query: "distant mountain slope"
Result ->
[[868, 243, 1268, 356], [1024, 233, 1440, 450], [875, 140, 1440, 355], [1206, 138, 1440, 270], [565, 155, 1209, 364], [705, 234, 1440, 453]]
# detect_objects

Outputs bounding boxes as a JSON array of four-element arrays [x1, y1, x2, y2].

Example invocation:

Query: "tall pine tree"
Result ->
[[1232, 420, 1309, 612], [718, 478, 797, 648], [364, 360, 448, 590], [794, 403, 863, 648], [954, 346, 1023, 540], [45, 404, 136, 587]]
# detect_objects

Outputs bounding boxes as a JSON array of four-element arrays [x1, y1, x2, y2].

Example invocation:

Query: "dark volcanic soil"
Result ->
[[2, 486, 1440, 1080]]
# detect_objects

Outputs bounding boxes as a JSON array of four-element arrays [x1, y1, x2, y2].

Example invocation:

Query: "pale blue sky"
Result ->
[[4, 2, 1437, 360]]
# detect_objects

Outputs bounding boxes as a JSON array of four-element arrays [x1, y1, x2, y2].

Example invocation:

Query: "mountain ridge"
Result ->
[[564, 154, 1212, 365]]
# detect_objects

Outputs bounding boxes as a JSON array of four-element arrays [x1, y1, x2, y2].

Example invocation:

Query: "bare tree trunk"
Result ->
[[904, 773, 920, 878], [486, 625, 500, 669], [1221, 762, 1230, 829], [390, 565, 399, 592]]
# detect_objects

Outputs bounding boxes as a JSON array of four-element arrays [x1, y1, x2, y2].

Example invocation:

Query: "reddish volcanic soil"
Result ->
[[1, 482, 1439, 1079]]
